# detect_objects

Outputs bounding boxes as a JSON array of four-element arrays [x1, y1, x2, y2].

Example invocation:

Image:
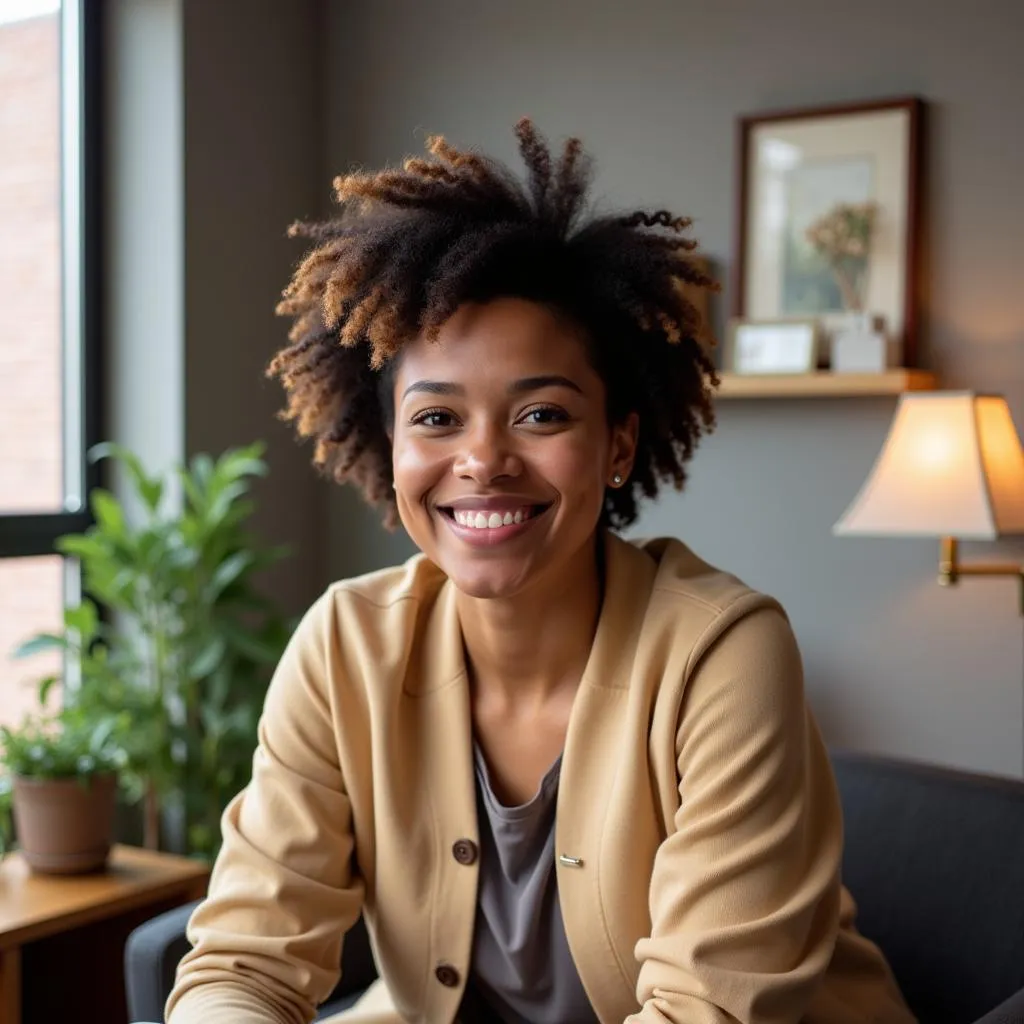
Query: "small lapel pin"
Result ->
[[558, 854, 584, 868]]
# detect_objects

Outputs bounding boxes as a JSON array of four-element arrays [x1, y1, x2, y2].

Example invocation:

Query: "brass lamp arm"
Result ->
[[938, 537, 1024, 615]]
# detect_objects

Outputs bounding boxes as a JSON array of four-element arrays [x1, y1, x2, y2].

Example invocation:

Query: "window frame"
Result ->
[[0, 0, 103, 561]]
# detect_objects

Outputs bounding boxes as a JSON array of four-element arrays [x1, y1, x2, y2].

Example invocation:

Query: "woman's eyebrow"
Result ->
[[402, 380, 465, 400], [509, 375, 583, 395], [402, 375, 584, 400]]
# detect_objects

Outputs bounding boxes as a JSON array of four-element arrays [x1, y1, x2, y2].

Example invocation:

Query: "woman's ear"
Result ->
[[609, 412, 639, 484]]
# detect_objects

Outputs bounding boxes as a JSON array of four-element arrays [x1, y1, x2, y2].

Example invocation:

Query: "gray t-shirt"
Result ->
[[458, 744, 598, 1024]]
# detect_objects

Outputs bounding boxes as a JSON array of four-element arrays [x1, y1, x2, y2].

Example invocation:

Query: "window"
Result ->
[[0, 0, 100, 728]]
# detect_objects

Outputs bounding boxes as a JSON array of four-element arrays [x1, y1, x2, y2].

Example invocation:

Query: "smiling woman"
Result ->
[[165, 122, 915, 1024]]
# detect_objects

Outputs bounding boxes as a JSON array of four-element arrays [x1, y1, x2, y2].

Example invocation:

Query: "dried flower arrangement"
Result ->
[[805, 201, 879, 311]]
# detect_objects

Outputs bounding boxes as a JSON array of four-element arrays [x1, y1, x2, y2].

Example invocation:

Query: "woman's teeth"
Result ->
[[453, 508, 531, 529]]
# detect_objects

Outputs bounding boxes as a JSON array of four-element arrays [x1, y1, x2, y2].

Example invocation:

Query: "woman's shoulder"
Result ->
[[618, 534, 781, 615], [293, 551, 449, 659], [284, 552, 455, 702], [611, 534, 791, 661], [610, 537, 803, 717]]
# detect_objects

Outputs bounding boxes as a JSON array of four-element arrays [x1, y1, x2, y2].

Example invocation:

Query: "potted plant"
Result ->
[[9, 442, 292, 861], [0, 704, 128, 874]]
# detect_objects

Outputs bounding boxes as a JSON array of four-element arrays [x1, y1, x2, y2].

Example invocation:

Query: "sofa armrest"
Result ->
[[975, 986, 1024, 1024], [125, 899, 200, 1024]]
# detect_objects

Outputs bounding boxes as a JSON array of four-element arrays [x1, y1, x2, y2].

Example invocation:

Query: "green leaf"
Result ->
[[90, 489, 127, 538], [221, 456, 268, 483], [166, 543, 200, 572], [139, 477, 164, 512], [179, 470, 205, 515], [11, 633, 67, 659], [219, 442, 267, 477], [0, 778, 12, 858], [217, 498, 257, 533], [38, 676, 61, 706], [88, 716, 117, 755], [188, 637, 226, 679], [207, 480, 252, 525], [191, 453, 215, 491], [64, 600, 99, 641], [56, 534, 106, 560], [206, 551, 255, 602], [90, 442, 164, 512]]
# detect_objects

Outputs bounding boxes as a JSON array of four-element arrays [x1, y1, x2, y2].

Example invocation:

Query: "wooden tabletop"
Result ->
[[0, 844, 209, 950]]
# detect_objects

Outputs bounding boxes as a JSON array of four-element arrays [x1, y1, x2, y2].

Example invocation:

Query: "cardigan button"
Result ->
[[435, 963, 461, 988], [452, 839, 478, 865]]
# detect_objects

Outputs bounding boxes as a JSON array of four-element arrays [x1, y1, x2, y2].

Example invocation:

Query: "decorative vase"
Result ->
[[12, 774, 118, 874]]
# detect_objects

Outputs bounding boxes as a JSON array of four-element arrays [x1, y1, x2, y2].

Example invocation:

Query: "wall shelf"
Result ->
[[715, 369, 937, 400]]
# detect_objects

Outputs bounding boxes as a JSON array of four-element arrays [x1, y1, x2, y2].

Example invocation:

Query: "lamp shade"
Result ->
[[834, 392, 1024, 539]]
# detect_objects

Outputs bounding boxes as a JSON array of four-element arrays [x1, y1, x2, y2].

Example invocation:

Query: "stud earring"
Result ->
[[612, 473, 623, 486]]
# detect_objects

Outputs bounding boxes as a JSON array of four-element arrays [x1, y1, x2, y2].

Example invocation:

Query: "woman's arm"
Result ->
[[167, 591, 364, 1024], [631, 606, 843, 1024]]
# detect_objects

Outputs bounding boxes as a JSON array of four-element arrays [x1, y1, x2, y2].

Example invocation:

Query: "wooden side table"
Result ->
[[0, 844, 209, 1024]]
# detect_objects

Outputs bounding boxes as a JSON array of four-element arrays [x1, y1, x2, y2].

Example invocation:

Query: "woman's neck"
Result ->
[[455, 535, 604, 707]]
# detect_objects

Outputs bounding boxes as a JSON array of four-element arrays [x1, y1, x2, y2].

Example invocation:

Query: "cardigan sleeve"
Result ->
[[166, 591, 364, 1024], [630, 605, 843, 1024]]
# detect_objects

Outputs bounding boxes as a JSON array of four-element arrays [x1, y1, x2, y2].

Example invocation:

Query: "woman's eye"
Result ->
[[410, 409, 456, 428], [520, 406, 569, 426]]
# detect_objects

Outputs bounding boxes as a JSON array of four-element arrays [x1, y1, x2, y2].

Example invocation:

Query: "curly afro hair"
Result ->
[[268, 118, 719, 530]]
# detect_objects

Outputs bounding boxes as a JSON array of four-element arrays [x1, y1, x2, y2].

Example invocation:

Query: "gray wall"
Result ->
[[323, 0, 1024, 778], [182, 0, 332, 613], [179, 0, 331, 610], [105, 0, 334, 617], [105, 0, 185, 490]]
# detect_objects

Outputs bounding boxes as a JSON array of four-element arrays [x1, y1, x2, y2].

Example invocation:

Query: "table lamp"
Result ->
[[833, 392, 1024, 614]]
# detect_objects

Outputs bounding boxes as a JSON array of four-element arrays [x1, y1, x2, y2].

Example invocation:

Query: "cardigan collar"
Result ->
[[404, 531, 659, 698]]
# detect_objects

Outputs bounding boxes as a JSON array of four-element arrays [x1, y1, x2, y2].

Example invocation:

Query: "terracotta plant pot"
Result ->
[[12, 773, 118, 875]]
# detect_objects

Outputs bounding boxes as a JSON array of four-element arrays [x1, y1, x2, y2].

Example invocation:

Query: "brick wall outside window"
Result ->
[[0, 12, 65, 728]]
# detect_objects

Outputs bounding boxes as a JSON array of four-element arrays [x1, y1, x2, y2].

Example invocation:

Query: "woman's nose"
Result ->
[[454, 423, 522, 483]]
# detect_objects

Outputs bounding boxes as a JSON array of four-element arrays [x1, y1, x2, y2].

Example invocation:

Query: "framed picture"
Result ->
[[725, 317, 820, 375], [733, 97, 923, 367]]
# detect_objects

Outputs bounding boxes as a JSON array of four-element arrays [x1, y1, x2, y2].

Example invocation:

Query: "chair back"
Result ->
[[832, 752, 1024, 1024]]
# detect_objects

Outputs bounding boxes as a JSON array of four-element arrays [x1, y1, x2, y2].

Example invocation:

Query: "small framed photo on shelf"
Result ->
[[733, 96, 922, 367], [725, 317, 820, 375]]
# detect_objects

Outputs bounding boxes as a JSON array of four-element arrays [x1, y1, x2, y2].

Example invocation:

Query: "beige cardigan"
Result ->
[[167, 534, 914, 1024]]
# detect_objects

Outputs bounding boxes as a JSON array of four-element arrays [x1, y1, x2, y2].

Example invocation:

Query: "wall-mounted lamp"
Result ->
[[834, 392, 1024, 613]]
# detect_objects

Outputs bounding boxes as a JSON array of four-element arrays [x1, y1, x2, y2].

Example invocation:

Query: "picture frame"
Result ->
[[725, 317, 820, 375], [733, 97, 923, 368]]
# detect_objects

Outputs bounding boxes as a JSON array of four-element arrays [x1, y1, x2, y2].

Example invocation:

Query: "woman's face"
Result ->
[[391, 297, 637, 600]]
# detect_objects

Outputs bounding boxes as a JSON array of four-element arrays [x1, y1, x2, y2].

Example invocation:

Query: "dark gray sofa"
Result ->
[[126, 752, 1024, 1023]]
